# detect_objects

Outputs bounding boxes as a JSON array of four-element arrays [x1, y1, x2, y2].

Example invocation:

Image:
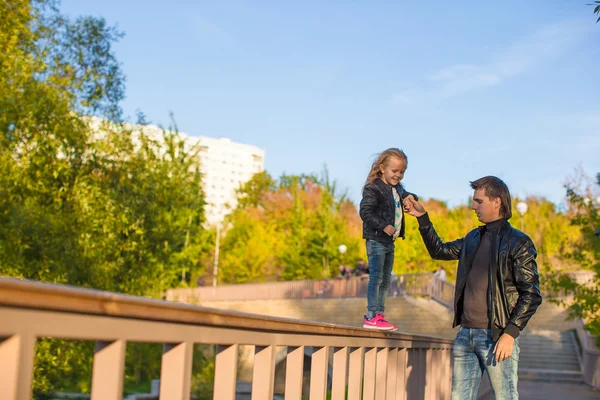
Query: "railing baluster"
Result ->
[[443, 349, 452, 399], [91, 340, 126, 400], [348, 347, 365, 400], [160, 342, 193, 400], [424, 348, 433, 400], [331, 346, 348, 400], [418, 349, 426, 399], [309, 346, 329, 400], [436, 349, 444, 400], [284, 346, 304, 400], [0, 334, 35, 400], [405, 348, 419, 398], [375, 347, 389, 400], [252, 345, 276, 400], [396, 348, 408, 400], [385, 348, 398, 400], [213, 344, 239, 400], [363, 347, 377, 400]]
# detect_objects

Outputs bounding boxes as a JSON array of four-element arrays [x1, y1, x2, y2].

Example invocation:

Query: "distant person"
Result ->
[[321, 280, 334, 298], [337, 265, 347, 279], [344, 265, 354, 278], [397, 275, 406, 295], [404, 176, 542, 399], [434, 266, 447, 281], [359, 148, 417, 331], [354, 259, 368, 276]]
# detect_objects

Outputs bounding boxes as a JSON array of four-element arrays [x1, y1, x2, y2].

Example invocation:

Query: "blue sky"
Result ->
[[60, 1, 600, 207]]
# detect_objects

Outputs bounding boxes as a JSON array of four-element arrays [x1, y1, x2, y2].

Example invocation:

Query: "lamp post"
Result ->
[[516, 201, 528, 232], [212, 223, 220, 287], [338, 244, 347, 273]]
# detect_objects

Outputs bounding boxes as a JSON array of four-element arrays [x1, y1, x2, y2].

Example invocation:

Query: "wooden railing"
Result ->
[[167, 273, 448, 304], [0, 277, 453, 400], [575, 320, 600, 390]]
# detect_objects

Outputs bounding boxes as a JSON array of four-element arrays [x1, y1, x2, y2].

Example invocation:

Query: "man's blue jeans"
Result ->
[[452, 327, 520, 399], [366, 239, 394, 319]]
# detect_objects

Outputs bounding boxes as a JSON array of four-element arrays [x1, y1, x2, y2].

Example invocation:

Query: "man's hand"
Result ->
[[403, 195, 426, 217], [493, 334, 515, 362], [383, 225, 396, 236]]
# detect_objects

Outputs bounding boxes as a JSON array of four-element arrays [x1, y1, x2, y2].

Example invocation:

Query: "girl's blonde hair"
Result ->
[[365, 148, 407, 185]]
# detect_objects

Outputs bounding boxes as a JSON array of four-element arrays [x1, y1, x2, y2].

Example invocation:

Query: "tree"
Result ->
[[591, 1, 600, 23], [1, 1, 212, 394], [548, 171, 600, 340], [215, 171, 363, 283]]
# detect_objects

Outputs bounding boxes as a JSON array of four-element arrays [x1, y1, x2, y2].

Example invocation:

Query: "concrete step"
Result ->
[[513, 381, 600, 400], [520, 364, 581, 372], [520, 358, 581, 368], [518, 368, 584, 384], [519, 358, 581, 367], [520, 352, 579, 359]]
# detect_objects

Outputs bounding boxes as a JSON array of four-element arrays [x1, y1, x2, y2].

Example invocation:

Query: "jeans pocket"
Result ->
[[366, 240, 372, 256]]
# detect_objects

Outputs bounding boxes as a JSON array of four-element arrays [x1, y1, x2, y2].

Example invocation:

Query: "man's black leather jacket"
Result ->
[[417, 214, 542, 341]]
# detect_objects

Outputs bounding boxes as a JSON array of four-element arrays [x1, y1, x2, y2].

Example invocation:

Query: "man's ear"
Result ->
[[494, 197, 502, 211]]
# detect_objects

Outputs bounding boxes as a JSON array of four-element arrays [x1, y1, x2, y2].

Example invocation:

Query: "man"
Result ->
[[404, 176, 542, 399]]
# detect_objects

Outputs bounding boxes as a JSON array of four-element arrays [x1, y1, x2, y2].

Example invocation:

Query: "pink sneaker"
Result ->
[[363, 314, 396, 331], [376, 313, 398, 332]]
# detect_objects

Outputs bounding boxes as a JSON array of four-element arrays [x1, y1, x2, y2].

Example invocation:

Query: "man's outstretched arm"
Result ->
[[404, 195, 463, 261]]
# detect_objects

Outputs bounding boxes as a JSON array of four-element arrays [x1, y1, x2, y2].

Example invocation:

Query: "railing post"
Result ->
[[91, 340, 126, 400], [395, 348, 408, 400], [424, 348, 433, 399], [309, 346, 330, 400], [385, 348, 398, 400], [285, 346, 305, 400], [363, 347, 377, 400], [443, 348, 452, 399], [331, 347, 348, 400], [348, 347, 365, 400], [160, 342, 194, 400], [0, 334, 35, 400], [213, 344, 239, 400], [251, 345, 276, 400], [375, 347, 389, 400]]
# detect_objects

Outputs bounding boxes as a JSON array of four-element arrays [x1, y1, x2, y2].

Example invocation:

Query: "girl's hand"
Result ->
[[383, 225, 396, 236], [403, 195, 426, 217]]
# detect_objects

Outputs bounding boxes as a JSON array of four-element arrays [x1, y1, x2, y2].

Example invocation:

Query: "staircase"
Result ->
[[518, 301, 583, 384], [200, 295, 458, 338]]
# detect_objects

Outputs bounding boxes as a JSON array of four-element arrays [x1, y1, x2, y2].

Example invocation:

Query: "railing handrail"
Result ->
[[168, 272, 438, 302], [575, 318, 600, 390], [192, 272, 432, 291], [0, 277, 452, 344]]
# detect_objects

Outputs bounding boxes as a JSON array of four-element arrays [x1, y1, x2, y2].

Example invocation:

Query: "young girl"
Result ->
[[359, 148, 416, 331]]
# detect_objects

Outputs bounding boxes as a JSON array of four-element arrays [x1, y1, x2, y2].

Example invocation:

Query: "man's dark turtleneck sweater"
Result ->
[[461, 217, 507, 329]]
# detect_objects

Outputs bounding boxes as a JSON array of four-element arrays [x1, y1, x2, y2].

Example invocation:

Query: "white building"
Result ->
[[89, 118, 265, 225], [195, 136, 264, 225]]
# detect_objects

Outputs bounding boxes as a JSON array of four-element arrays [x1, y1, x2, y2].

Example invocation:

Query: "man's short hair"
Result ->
[[470, 176, 513, 219]]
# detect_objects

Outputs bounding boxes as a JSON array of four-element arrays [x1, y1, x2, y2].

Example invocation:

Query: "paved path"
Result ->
[[480, 381, 600, 399]]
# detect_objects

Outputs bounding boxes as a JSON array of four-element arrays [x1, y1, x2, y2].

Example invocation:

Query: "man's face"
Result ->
[[471, 188, 502, 223]]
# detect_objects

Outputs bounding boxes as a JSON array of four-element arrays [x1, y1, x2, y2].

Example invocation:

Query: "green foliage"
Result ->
[[216, 171, 363, 282], [591, 1, 600, 23], [1, 0, 212, 395], [547, 172, 600, 342], [220, 175, 583, 283]]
